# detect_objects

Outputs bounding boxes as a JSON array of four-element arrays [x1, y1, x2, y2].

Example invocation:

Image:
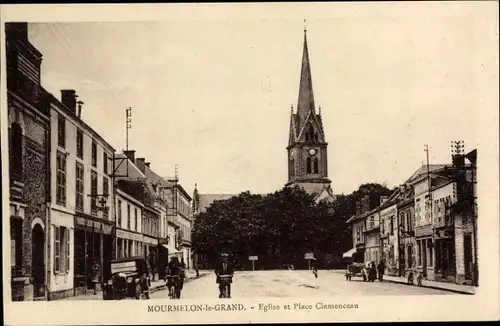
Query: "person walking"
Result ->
[[91, 260, 100, 295], [377, 259, 386, 282]]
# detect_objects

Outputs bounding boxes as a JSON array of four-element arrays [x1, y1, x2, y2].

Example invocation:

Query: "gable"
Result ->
[[296, 110, 325, 143]]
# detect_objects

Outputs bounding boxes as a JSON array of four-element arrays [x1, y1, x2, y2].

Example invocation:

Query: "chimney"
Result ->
[[355, 202, 361, 217], [136, 158, 146, 173], [123, 150, 136, 163], [380, 196, 388, 206], [145, 162, 151, 168], [77, 100, 84, 118], [61, 89, 77, 113]]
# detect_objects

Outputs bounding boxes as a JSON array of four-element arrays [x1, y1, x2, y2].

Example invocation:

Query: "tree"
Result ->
[[191, 183, 392, 269]]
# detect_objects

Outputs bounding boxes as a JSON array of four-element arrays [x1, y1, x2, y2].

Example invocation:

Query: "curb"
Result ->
[[150, 273, 209, 294], [382, 278, 475, 295], [330, 269, 474, 295]]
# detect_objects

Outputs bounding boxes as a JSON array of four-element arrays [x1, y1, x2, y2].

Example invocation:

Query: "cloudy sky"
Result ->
[[23, 2, 495, 197]]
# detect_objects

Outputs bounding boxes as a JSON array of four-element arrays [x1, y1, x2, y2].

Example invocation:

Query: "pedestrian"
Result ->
[[91, 260, 100, 295], [312, 265, 318, 279], [377, 259, 385, 282]]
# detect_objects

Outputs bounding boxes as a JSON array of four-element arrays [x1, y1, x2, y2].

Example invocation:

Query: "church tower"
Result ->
[[286, 28, 333, 200]]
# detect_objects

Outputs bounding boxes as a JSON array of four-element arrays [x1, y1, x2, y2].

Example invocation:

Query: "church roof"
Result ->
[[197, 194, 237, 214], [296, 29, 315, 126]]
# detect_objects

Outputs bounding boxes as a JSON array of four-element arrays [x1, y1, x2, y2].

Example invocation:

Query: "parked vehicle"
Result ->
[[103, 256, 151, 300], [345, 262, 365, 281]]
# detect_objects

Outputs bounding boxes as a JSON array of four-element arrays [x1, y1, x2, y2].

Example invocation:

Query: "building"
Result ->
[[115, 185, 144, 259], [166, 179, 193, 268], [379, 193, 400, 276], [46, 89, 116, 300], [6, 22, 51, 301], [396, 183, 416, 278], [114, 151, 160, 277], [141, 160, 173, 278], [410, 164, 450, 282], [285, 29, 334, 203]]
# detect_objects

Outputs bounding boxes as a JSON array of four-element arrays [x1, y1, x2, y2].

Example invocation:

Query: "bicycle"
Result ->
[[219, 275, 232, 298], [166, 275, 181, 299]]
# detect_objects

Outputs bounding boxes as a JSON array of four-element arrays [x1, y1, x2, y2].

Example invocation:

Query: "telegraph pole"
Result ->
[[424, 144, 435, 273], [126, 107, 132, 151]]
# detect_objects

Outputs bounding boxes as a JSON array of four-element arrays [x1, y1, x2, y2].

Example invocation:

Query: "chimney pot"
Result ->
[[145, 162, 151, 168]]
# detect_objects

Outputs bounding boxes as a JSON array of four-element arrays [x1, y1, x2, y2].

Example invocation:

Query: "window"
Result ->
[[103, 152, 108, 175], [428, 239, 433, 267], [417, 240, 422, 266], [91, 171, 98, 215], [53, 226, 70, 274], [58, 115, 66, 148], [127, 204, 131, 230], [134, 208, 138, 231], [390, 216, 394, 235], [407, 245, 414, 268], [380, 218, 385, 234], [312, 157, 319, 174], [118, 200, 122, 227], [10, 123, 23, 180], [306, 157, 312, 174], [103, 177, 109, 218], [75, 162, 84, 211], [56, 151, 67, 205], [76, 129, 83, 159], [91, 141, 97, 167]]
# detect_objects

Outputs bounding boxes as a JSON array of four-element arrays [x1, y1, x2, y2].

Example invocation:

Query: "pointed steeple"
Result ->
[[297, 27, 315, 127]]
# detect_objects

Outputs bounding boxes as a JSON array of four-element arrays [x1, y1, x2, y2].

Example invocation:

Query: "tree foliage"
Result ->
[[192, 183, 392, 269]]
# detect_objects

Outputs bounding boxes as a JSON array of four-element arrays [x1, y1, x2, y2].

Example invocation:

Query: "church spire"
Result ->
[[297, 25, 315, 127]]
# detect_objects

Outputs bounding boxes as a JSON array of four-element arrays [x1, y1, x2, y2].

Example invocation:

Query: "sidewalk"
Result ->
[[330, 269, 475, 295], [58, 270, 210, 301]]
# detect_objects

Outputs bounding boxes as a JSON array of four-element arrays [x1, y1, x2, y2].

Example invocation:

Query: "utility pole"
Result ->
[[424, 144, 435, 274], [126, 107, 132, 151]]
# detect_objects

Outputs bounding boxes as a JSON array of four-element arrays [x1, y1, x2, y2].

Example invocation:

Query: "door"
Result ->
[[422, 240, 427, 277], [463, 234, 472, 280], [31, 224, 45, 298]]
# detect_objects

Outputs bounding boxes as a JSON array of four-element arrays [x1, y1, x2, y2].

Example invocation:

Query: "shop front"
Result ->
[[73, 214, 113, 295], [143, 235, 158, 279], [116, 228, 144, 258]]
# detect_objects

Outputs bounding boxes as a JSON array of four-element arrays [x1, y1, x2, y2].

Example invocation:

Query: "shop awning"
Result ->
[[342, 248, 357, 258], [160, 244, 168, 249]]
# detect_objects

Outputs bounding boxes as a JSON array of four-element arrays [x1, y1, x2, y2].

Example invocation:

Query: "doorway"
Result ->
[[31, 224, 45, 298]]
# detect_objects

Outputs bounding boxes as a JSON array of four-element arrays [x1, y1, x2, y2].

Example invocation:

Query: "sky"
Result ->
[[24, 3, 490, 197]]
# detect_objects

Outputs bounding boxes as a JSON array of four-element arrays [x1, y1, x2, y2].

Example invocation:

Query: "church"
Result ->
[[194, 28, 336, 216], [285, 28, 336, 203]]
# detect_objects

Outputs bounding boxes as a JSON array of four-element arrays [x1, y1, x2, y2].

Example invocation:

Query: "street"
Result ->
[[151, 270, 452, 299]]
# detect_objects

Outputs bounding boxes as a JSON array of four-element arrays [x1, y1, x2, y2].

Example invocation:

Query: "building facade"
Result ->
[[166, 182, 193, 268], [115, 188, 144, 259], [397, 183, 416, 278], [6, 22, 51, 301], [47, 89, 115, 300], [380, 201, 399, 276], [285, 29, 334, 202]]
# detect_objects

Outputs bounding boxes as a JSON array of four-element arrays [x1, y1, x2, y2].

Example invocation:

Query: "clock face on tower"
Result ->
[[309, 148, 316, 156]]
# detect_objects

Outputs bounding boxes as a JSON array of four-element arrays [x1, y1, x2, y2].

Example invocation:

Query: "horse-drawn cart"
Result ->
[[345, 261, 377, 282]]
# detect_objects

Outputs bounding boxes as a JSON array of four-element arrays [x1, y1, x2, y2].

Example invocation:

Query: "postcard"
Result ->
[[1, 2, 499, 325]]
